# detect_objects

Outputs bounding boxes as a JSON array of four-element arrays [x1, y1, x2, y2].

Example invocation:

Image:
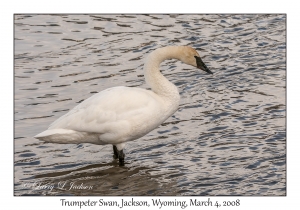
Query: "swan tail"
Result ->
[[34, 129, 92, 144]]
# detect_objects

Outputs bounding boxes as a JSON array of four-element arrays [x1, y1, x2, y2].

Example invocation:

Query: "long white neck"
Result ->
[[144, 46, 181, 102]]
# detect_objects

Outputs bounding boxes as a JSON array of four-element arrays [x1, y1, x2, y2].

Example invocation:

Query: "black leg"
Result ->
[[118, 150, 125, 166], [113, 145, 125, 165], [113, 145, 118, 159]]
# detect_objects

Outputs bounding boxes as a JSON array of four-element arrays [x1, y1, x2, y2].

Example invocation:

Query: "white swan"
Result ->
[[35, 46, 213, 165]]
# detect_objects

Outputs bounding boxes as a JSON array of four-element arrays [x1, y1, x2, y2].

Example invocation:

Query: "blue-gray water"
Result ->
[[14, 14, 286, 196]]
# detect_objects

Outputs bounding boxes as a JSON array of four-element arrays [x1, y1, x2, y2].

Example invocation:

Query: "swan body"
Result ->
[[35, 46, 212, 164]]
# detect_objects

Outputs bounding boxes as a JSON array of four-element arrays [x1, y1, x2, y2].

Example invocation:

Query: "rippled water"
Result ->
[[14, 14, 286, 196]]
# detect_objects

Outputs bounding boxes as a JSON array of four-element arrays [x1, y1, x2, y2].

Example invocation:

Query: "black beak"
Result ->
[[194, 56, 213, 74]]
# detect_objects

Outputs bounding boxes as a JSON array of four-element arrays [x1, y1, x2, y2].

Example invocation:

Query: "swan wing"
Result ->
[[47, 86, 162, 139]]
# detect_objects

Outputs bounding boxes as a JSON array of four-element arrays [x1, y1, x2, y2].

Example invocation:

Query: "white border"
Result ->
[[5, 0, 297, 209]]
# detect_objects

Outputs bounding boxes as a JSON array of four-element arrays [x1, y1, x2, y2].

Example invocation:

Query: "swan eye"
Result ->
[[194, 56, 203, 67]]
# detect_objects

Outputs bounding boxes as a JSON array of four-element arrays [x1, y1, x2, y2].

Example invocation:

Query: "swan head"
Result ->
[[180, 46, 213, 74]]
